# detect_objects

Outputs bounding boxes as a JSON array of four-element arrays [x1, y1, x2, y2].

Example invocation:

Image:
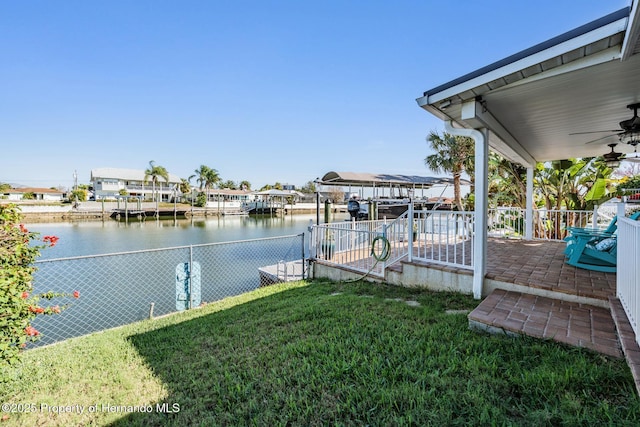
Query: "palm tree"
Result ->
[[144, 160, 169, 202], [239, 180, 251, 191], [179, 178, 191, 202], [488, 152, 528, 208], [204, 167, 221, 204], [424, 131, 474, 211], [193, 165, 210, 192]]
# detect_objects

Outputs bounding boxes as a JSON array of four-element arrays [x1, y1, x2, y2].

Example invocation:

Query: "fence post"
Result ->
[[188, 245, 193, 309], [408, 200, 413, 263], [301, 232, 306, 279], [593, 204, 599, 228]]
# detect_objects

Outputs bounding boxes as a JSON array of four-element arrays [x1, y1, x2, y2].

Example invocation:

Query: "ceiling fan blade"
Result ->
[[584, 134, 620, 144], [569, 130, 620, 135]]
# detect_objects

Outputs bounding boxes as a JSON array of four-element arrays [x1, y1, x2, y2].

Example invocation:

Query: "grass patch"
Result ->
[[1, 279, 639, 426]]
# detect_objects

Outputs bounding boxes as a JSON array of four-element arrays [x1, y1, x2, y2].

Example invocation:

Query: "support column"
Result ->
[[525, 167, 534, 240], [445, 121, 487, 299]]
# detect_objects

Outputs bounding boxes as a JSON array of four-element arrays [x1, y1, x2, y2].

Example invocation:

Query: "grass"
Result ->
[[1, 279, 640, 426]]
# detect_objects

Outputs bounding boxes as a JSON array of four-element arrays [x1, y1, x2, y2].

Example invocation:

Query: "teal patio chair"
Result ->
[[565, 230, 616, 273], [564, 212, 640, 257]]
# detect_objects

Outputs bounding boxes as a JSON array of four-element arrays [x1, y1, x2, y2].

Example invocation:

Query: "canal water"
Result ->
[[27, 213, 345, 259], [26, 213, 347, 346]]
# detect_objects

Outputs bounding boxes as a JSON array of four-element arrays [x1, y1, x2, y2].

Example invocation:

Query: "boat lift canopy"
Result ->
[[318, 171, 469, 188]]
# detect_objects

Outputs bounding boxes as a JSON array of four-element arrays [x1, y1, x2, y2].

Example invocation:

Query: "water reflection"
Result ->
[[28, 213, 345, 259]]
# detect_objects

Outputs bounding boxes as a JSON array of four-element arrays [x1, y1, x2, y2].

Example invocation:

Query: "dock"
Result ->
[[111, 208, 189, 220], [258, 260, 306, 287]]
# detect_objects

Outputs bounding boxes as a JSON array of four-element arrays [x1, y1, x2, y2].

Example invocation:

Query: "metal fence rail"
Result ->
[[31, 234, 305, 346]]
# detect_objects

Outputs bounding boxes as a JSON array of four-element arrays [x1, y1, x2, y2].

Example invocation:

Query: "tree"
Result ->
[[144, 160, 169, 202], [300, 181, 317, 194], [239, 180, 251, 191], [425, 131, 474, 211], [219, 180, 237, 190], [329, 187, 345, 203], [204, 168, 221, 203], [179, 178, 191, 202], [193, 165, 210, 192], [488, 152, 528, 208]]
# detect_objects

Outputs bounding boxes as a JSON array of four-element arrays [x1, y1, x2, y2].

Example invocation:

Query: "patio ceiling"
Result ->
[[416, 4, 640, 167]]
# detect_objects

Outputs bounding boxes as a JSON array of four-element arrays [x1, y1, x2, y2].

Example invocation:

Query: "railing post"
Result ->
[[593, 204, 599, 228], [408, 200, 413, 263]]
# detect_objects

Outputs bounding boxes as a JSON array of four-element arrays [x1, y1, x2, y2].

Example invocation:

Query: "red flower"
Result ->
[[21, 292, 29, 299], [29, 306, 45, 314], [73, 291, 80, 299], [19, 224, 28, 233], [51, 306, 61, 314], [43, 235, 60, 247], [25, 326, 39, 336]]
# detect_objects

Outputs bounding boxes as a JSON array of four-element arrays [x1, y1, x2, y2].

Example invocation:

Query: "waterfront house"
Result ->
[[416, 3, 640, 377], [311, 2, 640, 389], [2, 187, 64, 202], [90, 167, 182, 201]]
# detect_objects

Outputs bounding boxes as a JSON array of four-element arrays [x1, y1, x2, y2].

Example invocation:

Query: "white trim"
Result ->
[[621, 1, 639, 60], [445, 121, 487, 300], [417, 18, 627, 106]]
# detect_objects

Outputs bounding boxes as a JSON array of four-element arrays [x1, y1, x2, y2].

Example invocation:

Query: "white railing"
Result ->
[[533, 209, 594, 241], [311, 219, 390, 277], [310, 202, 638, 279], [412, 210, 474, 269], [617, 216, 640, 345], [488, 208, 526, 238], [487, 207, 609, 241]]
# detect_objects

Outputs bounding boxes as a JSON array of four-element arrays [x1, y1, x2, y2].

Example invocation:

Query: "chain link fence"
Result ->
[[30, 234, 306, 347]]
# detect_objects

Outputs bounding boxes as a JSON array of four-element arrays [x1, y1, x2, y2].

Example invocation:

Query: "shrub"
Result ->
[[0, 204, 77, 381]]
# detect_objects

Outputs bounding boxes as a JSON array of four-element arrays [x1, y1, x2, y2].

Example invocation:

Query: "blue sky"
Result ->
[[1, 0, 629, 191]]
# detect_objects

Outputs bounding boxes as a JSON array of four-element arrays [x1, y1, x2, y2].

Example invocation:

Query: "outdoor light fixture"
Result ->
[[603, 143, 623, 168], [439, 99, 452, 109], [620, 130, 640, 147]]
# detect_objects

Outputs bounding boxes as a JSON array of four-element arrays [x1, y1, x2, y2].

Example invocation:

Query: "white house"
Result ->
[[2, 187, 64, 202], [90, 167, 182, 201]]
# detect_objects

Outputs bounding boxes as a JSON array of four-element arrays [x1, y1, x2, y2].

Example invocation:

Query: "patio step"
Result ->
[[468, 289, 622, 358]]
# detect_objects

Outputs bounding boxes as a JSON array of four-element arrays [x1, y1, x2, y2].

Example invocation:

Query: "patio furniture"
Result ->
[[565, 230, 617, 273], [564, 212, 640, 257]]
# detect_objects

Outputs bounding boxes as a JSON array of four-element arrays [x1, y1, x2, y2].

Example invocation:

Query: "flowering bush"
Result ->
[[0, 204, 78, 381]]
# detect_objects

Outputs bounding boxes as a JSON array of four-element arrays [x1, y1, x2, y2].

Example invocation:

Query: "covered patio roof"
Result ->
[[319, 171, 470, 188], [416, 3, 640, 167]]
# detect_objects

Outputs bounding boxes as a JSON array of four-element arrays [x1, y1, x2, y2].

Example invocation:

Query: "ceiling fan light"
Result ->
[[605, 158, 621, 168], [621, 130, 640, 146]]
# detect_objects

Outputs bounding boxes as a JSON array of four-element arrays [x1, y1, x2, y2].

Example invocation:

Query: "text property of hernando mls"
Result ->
[[1, 402, 181, 415]]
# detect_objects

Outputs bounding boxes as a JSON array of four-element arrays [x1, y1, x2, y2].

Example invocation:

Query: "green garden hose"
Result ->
[[370, 235, 391, 262], [343, 235, 391, 283]]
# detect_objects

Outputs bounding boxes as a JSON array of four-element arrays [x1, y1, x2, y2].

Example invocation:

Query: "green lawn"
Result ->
[[1, 279, 639, 426]]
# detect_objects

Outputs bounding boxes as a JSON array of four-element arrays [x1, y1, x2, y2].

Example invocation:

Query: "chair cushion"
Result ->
[[594, 238, 616, 252]]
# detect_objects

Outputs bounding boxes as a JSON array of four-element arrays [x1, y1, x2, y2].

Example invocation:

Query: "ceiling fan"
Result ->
[[570, 102, 640, 145]]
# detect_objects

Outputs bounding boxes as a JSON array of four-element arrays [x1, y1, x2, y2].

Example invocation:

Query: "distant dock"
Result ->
[[258, 260, 306, 287], [111, 208, 188, 220]]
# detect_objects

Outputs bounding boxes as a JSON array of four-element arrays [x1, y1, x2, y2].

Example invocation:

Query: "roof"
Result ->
[[253, 189, 305, 197], [91, 167, 182, 184], [6, 187, 63, 194], [319, 171, 470, 188], [416, 3, 640, 167]]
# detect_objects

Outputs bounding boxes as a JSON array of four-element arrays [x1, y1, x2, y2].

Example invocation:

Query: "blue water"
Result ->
[[26, 213, 351, 346], [27, 213, 344, 259]]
